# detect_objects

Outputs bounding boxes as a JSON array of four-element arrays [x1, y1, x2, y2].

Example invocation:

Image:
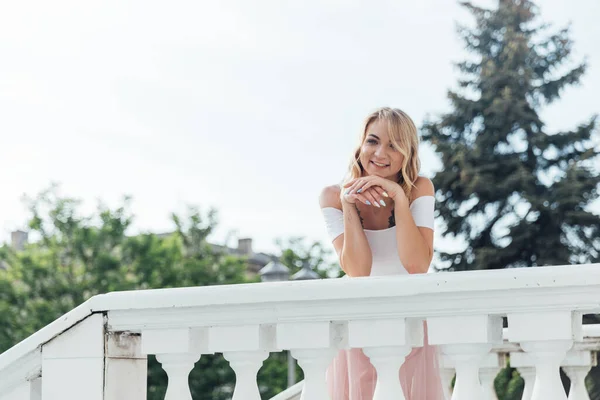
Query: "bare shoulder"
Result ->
[[319, 185, 342, 209], [411, 176, 435, 201]]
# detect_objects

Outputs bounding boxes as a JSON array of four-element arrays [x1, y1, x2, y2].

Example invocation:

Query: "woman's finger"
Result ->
[[352, 193, 371, 206], [357, 181, 376, 193], [365, 187, 385, 207], [362, 189, 380, 208], [346, 179, 364, 195], [354, 179, 371, 194], [371, 187, 387, 205]]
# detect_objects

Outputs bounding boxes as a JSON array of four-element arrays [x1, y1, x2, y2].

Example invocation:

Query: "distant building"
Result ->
[[0, 230, 29, 270], [210, 237, 273, 275], [153, 233, 273, 276], [10, 230, 28, 251]]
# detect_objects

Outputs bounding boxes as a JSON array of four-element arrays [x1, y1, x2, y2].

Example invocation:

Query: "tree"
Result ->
[[422, 0, 599, 272], [0, 188, 264, 399], [421, 1, 600, 398], [276, 236, 343, 279]]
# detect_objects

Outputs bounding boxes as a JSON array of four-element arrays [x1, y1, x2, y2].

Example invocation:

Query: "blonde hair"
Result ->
[[347, 107, 421, 201]]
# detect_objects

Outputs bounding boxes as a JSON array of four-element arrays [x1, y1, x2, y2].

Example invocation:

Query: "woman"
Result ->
[[319, 107, 444, 399]]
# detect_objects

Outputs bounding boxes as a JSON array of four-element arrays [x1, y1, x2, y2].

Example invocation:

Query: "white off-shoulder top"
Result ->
[[321, 196, 435, 276]]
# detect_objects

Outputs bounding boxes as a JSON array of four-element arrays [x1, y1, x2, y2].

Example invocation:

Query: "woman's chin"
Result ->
[[366, 167, 397, 180], [366, 167, 394, 178]]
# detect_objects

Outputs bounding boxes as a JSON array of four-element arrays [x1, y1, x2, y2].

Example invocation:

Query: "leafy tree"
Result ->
[[421, 0, 600, 397], [0, 188, 289, 399], [422, 0, 599, 272], [276, 236, 342, 279]]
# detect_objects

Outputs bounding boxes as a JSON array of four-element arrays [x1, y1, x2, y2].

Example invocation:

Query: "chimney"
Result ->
[[237, 238, 253, 256], [11, 230, 28, 251]]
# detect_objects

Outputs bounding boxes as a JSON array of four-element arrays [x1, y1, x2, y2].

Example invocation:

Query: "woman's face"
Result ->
[[359, 118, 404, 180]]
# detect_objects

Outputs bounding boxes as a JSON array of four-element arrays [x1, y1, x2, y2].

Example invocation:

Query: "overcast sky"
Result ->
[[1, 0, 599, 256]]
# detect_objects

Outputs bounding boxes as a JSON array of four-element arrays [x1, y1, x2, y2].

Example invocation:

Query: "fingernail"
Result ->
[[345, 190, 350, 195], [382, 192, 389, 197], [365, 200, 371, 205], [379, 200, 386, 207], [357, 189, 362, 193], [374, 202, 380, 208]]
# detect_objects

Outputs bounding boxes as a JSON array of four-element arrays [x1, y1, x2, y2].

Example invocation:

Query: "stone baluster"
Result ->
[[518, 367, 536, 400], [428, 315, 503, 400], [510, 351, 536, 400], [479, 352, 506, 400], [507, 311, 581, 400], [210, 324, 272, 400], [439, 354, 455, 400], [141, 328, 207, 400], [349, 318, 423, 400], [562, 350, 597, 400], [277, 321, 341, 400]]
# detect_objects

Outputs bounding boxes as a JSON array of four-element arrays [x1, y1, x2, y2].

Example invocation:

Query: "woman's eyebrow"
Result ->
[[367, 133, 380, 140]]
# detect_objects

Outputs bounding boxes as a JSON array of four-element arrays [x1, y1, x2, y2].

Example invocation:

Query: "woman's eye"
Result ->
[[389, 144, 396, 150], [366, 139, 377, 144]]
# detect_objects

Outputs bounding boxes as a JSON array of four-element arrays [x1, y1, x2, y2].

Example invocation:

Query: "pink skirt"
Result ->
[[326, 324, 445, 400]]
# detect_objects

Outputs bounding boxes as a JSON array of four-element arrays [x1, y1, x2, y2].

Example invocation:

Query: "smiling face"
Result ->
[[358, 118, 405, 180]]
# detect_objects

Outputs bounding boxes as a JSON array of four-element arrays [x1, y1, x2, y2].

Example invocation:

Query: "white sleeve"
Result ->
[[321, 207, 344, 241], [409, 196, 435, 230]]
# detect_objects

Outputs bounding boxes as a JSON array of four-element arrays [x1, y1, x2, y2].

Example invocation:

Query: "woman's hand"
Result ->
[[344, 176, 406, 202], [340, 182, 389, 207]]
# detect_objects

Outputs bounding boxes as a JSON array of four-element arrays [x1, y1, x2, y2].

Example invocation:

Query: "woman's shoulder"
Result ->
[[411, 176, 435, 202], [319, 184, 342, 209]]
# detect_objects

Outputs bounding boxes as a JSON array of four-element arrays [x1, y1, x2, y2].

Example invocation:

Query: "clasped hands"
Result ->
[[341, 176, 405, 208]]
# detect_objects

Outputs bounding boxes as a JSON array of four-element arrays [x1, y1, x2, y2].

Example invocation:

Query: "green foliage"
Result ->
[[421, 0, 600, 398], [0, 187, 339, 399], [258, 352, 304, 399], [276, 236, 343, 279], [0, 187, 248, 398], [422, 0, 599, 271]]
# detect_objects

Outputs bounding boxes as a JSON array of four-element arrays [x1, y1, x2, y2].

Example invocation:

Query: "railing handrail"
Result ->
[[0, 299, 99, 372], [269, 381, 304, 400], [1, 263, 599, 385], [97, 263, 600, 311]]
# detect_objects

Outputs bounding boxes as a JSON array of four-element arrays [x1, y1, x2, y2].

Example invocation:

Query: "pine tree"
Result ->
[[422, 0, 599, 271]]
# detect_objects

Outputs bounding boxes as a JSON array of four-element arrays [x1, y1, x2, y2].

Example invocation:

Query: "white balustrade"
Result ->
[[350, 319, 423, 400], [142, 328, 207, 400], [210, 324, 273, 400], [439, 355, 456, 400], [508, 311, 581, 400], [1, 264, 600, 400], [41, 314, 106, 400], [562, 350, 597, 400], [510, 351, 536, 400], [105, 332, 147, 400], [517, 367, 536, 400], [479, 353, 506, 400], [278, 321, 339, 400], [429, 315, 503, 399]]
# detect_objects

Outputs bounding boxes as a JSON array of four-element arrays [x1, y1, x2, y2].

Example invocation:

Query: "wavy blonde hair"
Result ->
[[346, 107, 421, 201]]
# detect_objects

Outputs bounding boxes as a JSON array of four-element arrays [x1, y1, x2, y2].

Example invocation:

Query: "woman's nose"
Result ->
[[374, 145, 386, 157]]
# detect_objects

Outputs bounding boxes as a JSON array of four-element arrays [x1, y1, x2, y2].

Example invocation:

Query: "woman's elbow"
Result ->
[[340, 255, 371, 277], [404, 261, 430, 274]]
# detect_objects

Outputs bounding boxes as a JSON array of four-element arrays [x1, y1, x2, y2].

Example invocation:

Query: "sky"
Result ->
[[1, 0, 599, 257]]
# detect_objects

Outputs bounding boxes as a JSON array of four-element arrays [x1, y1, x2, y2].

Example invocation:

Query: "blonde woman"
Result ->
[[319, 107, 444, 399]]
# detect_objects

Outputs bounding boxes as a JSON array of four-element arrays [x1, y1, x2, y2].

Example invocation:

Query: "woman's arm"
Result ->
[[393, 177, 435, 274], [319, 185, 372, 277]]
